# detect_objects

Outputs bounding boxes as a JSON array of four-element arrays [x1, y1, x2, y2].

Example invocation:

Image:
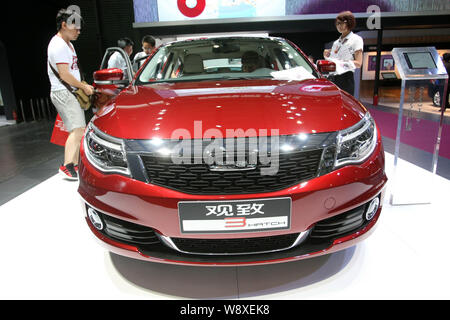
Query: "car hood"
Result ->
[[93, 78, 367, 139]]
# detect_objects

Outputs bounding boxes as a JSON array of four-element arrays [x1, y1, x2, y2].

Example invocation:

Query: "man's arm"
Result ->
[[57, 63, 94, 95]]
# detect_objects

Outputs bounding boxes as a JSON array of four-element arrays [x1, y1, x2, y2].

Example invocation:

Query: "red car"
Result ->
[[79, 37, 387, 266]]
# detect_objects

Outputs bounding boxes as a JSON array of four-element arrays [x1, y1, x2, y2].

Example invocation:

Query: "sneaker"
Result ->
[[59, 163, 78, 181], [74, 164, 79, 172]]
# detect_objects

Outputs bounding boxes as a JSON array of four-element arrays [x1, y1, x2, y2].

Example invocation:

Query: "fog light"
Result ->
[[365, 197, 380, 221], [88, 207, 104, 230]]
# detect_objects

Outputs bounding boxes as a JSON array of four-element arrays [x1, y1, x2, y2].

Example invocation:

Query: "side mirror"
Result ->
[[316, 60, 336, 74], [93, 68, 128, 85]]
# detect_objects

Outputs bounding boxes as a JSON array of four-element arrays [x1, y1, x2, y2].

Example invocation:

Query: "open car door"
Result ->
[[93, 47, 133, 109]]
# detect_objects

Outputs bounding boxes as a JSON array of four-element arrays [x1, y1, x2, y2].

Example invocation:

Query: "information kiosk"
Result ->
[[390, 47, 448, 205]]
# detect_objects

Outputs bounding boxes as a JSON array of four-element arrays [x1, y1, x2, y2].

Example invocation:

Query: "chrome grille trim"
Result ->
[[157, 229, 311, 256]]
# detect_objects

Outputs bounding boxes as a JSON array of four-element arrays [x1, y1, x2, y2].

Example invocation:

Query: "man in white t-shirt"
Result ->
[[47, 8, 94, 180], [108, 37, 134, 79], [323, 11, 363, 96]]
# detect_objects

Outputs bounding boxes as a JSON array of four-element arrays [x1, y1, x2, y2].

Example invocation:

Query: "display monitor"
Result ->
[[381, 72, 397, 79], [134, 0, 450, 26], [403, 52, 437, 70]]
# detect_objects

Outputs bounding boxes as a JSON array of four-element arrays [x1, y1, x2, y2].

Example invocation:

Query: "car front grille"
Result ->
[[171, 233, 300, 255], [140, 148, 323, 195], [93, 210, 304, 256]]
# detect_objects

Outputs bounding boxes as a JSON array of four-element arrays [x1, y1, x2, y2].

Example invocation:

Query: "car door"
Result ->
[[93, 47, 134, 109]]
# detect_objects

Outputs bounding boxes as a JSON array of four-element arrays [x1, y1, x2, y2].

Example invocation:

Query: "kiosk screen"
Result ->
[[403, 52, 437, 69]]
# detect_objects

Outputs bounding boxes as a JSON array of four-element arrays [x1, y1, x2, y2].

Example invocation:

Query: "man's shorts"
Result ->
[[50, 89, 86, 132]]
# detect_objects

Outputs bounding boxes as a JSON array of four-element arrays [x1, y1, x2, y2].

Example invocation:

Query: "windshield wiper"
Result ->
[[213, 75, 273, 80], [139, 75, 273, 85]]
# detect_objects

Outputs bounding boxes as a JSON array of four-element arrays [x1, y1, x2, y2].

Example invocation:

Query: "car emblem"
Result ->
[[209, 161, 256, 171]]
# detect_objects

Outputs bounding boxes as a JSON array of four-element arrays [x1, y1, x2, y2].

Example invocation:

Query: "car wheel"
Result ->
[[433, 91, 440, 107]]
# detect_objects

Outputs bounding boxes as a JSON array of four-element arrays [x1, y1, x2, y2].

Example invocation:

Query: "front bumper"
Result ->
[[78, 135, 387, 267]]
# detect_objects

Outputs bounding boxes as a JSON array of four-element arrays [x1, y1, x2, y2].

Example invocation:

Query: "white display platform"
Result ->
[[389, 154, 436, 205], [1, 152, 450, 299]]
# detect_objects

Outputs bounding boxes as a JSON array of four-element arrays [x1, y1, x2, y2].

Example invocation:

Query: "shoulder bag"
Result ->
[[49, 63, 93, 110]]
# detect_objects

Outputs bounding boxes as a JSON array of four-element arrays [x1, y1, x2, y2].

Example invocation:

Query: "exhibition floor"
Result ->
[[367, 105, 450, 180], [0, 115, 16, 127], [0, 151, 450, 299], [0, 120, 63, 205]]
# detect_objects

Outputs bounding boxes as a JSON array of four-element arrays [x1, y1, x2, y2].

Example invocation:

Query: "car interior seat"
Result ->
[[183, 54, 204, 75]]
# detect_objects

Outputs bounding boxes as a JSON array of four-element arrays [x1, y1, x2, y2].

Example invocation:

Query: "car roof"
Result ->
[[163, 35, 285, 48]]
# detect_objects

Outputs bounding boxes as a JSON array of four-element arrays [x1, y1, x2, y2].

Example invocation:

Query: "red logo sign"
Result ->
[[177, 0, 206, 18], [225, 217, 247, 228], [72, 56, 79, 70]]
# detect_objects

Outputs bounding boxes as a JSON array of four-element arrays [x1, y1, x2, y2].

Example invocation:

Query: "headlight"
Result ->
[[335, 113, 377, 167], [83, 123, 130, 176]]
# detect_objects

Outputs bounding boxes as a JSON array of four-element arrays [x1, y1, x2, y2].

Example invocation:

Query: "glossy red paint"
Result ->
[[93, 68, 124, 81], [316, 60, 337, 73], [79, 129, 385, 235], [82, 203, 383, 267], [79, 37, 387, 266], [78, 120, 386, 266], [92, 79, 365, 140]]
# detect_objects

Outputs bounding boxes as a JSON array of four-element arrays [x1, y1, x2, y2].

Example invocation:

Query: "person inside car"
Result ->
[[241, 51, 262, 73]]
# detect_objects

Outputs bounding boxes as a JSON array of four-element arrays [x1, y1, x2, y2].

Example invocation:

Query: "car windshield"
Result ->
[[137, 37, 318, 84]]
